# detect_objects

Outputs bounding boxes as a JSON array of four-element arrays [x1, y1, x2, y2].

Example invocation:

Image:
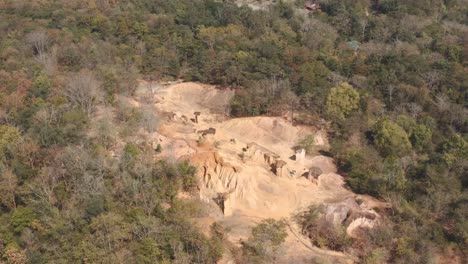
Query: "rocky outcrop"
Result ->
[[242, 142, 278, 164], [190, 151, 249, 214], [197, 127, 216, 136], [272, 160, 287, 177], [295, 148, 306, 161], [194, 111, 201, 123], [347, 217, 375, 237], [304, 166, 322, 184], [240, 143, 291, 178], [322, 197, 379, 236], [199, 152, 241, 191], [264, 152, 279, 165], [213, 192, 230, 214]]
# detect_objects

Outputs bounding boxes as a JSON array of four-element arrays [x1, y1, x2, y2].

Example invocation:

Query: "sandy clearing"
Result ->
[[134, 81, 382, 263]]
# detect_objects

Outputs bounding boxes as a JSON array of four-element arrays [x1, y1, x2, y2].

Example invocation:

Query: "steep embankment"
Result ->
[[135, 81, 385, 263]]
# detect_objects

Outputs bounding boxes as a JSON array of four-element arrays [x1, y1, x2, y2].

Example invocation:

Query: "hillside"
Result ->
[[146, 81, 386, 262], [0, 0, 466, 263]]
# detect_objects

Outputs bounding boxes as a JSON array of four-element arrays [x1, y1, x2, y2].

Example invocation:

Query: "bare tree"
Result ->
[[328, 72, 347, 86], [435, 94, 450, 112], [0, 169, 18, 209], [408, 103, 422, 118], [96, 120, 118, 148], [385, 85, 396, 105], [301, 18, 338, 51], [422, 70, 441, 90], [140, 106, 159, 133], [360, 18, 368, 40], [80, 171, 105, 198], [35, 46, 57, 76], [28, 167, 62, 211], [33, 105, 60, 127], [448, 104, 467, 128], [64, 71, 102, 116], [25, 31, 49, 56], [59, 146, 106, 202]]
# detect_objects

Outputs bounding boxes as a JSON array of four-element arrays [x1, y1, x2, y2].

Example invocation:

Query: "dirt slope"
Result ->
[[136, 81, 382, 263]]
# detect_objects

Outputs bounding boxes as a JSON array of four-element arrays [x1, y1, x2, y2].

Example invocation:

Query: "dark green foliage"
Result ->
[[155, 143, 162, 153], [85, 196, 105, 219], [337, 145, 383, 195], [123, 143, 140, 158], [0, 140, 217, 262]]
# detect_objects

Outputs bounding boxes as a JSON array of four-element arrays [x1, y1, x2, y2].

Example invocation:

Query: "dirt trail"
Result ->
[[135, 81, 380, 263]]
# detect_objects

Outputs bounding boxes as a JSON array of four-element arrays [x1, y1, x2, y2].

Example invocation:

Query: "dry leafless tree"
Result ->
[[64, 71, 102, 116], [25, 30, 49, 56], [35, 46, 58, 76]]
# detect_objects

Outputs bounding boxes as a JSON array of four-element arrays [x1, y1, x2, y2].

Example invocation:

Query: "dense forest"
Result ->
[[0, 0, 466, 263]]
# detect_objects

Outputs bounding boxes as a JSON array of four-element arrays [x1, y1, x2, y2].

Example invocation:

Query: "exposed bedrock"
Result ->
[[271, 159, 287, 177], [200, 151, 241, 191], [242, 142, 278, 163], [190, 151, 252, 214], [322, 197, 379, 237], [303, 166, 323, 184], [241, 142, 294, 178]]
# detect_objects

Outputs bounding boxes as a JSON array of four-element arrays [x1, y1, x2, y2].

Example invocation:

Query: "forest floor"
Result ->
[[127, 81, 386, 263]]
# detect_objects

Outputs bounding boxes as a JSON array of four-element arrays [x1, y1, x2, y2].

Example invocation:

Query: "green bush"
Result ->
[[410, 124, 432, 151], [372, 119, 412, 157], [10, 207, 36, 233], [30, 74, 52, 99], [295, 134, 318, 154], [85, 196, 105, 219], [0, 125, 21, 161], [325, 83, 360, 121], [242, 219, 288, 263]]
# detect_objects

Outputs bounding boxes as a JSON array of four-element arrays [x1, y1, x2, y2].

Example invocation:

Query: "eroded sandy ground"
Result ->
[[130, 81, 386, 263]]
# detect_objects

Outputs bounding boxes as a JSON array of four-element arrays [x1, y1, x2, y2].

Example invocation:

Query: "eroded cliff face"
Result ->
[[133, 81, 387, 263], [195, 151, 243, 196]]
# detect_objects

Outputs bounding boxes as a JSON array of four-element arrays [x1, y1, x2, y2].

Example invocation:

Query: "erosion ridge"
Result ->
[[135, 81, 385, 263]]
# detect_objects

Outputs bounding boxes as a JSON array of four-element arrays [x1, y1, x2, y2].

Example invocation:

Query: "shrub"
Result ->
[[85, 196, 105, 219], [295, 134, 318, 155], [410, 124, 432, 151], [372, 119, 412, 157], [30, 74, 51, 99], [295, 205, 352, 251], [242, 219, 288, 263], [10, 207, 36, 233]]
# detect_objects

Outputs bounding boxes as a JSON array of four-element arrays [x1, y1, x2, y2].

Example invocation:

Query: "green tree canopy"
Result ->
[[410, 124, 432, 151], [372, 119, 412, 157], [325, 82, 360, 121], [0, 125, 21, 161]]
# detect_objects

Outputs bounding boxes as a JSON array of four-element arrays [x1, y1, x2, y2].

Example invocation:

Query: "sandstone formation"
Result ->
[[143, 81, 385, 262]]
